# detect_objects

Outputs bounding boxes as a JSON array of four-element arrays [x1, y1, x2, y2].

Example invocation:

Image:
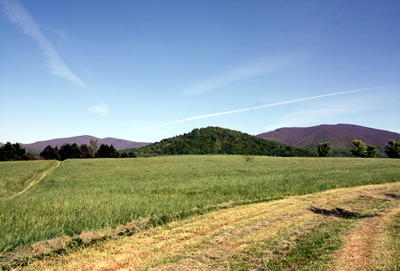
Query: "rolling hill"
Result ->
[[257, 124, 400, 157], [4, 124, 399, 157], [20, 136, 150, 153], [134, 126, 317, 157]]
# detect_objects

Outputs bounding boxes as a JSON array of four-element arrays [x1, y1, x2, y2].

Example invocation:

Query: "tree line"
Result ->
[[40, 139, 136, 161], [0, 139, 136, 161], [0, 142, 38, 161], [317, 139, 400, 158], [1, 137, 399, 161]]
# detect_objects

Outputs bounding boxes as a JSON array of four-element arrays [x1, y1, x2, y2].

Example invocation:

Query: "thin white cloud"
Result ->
[[89, 103, 109, 116], [2, 1, 85, 87], [40, 25, 68, 42], [183, 56, 295, 96], [149, 86, 390, 128]]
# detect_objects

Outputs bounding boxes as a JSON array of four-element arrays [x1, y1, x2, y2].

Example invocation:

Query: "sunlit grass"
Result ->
[[386, 211, 400, 269], [16, 182, 400, 271], [0, 155, 399, 254]]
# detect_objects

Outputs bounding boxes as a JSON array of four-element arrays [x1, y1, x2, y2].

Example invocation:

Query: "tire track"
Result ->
[[4, 160, 61, 200], [331, 203, 400, 271]]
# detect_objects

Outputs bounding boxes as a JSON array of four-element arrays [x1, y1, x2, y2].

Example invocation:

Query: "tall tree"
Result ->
[[0, 142, 27, 161], [90, 139, 99, 158], [366, 145, 377, 158], [1, 142, 17, 161], [40, 145, 60, 160], [80, 144, 92, 159], [96, 144, 120, 158], [385, 139, 400, 158], [351, 140, 367, 157], [351, 140, 376, 158], [0, 147, 5, 161], [108, 145, 120, 158], [13, 143, 26, 158], [317, 142, 332, 157], [59, 143, 83, 160]]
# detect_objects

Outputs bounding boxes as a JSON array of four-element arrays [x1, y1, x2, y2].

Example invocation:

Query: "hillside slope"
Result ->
[[21, 135, 150, 153], [135, 126, 317, 157], [257, 124, 400, 156]]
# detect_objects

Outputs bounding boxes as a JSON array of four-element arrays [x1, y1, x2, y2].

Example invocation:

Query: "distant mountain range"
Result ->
[[256, 124, 400, 157], [7, 136, 150, 153]]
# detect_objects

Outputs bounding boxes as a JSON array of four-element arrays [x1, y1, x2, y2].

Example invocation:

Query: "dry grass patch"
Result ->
[[331, 216, 381, 270], [370, 204, 400, 270], [330, 192, 400, 271]]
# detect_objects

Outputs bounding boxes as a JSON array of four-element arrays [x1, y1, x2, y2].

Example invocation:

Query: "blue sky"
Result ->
[[1, 0, 399, 144]]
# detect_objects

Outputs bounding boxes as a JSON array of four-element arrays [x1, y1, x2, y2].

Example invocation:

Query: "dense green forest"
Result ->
[[40, 143, 134, 160], [133, 127, 318, 157], [0, 142, 37, 161]]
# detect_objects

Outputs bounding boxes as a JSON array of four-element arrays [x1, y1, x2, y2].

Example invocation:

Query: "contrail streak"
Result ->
[[149, 85, 390, 128], [2, 1, 112, 116], [2, 1, 86, 87]]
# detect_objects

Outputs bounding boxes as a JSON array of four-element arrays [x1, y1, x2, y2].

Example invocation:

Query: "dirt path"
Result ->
[[10, 182, 400, 270], [6, 161, 61, 200]]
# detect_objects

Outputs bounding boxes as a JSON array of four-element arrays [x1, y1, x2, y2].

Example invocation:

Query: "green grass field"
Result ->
[[0, 160, 55, 198], [1, 155, 399, 255]]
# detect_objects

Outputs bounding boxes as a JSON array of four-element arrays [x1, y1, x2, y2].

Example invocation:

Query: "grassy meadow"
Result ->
[[1, 155, 400, 256], [0, 160, 55, 199]]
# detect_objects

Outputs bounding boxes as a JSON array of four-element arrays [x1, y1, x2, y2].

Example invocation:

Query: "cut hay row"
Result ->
[[8, 182, 400, 270]]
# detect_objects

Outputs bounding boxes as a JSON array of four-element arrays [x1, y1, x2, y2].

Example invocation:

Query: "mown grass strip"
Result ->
[[6, 182, 400, 271], [385, 210, 400, 269], [263, 219, 352, 270], [0, 198, 281, 270], [233, 189, 400, 270]]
